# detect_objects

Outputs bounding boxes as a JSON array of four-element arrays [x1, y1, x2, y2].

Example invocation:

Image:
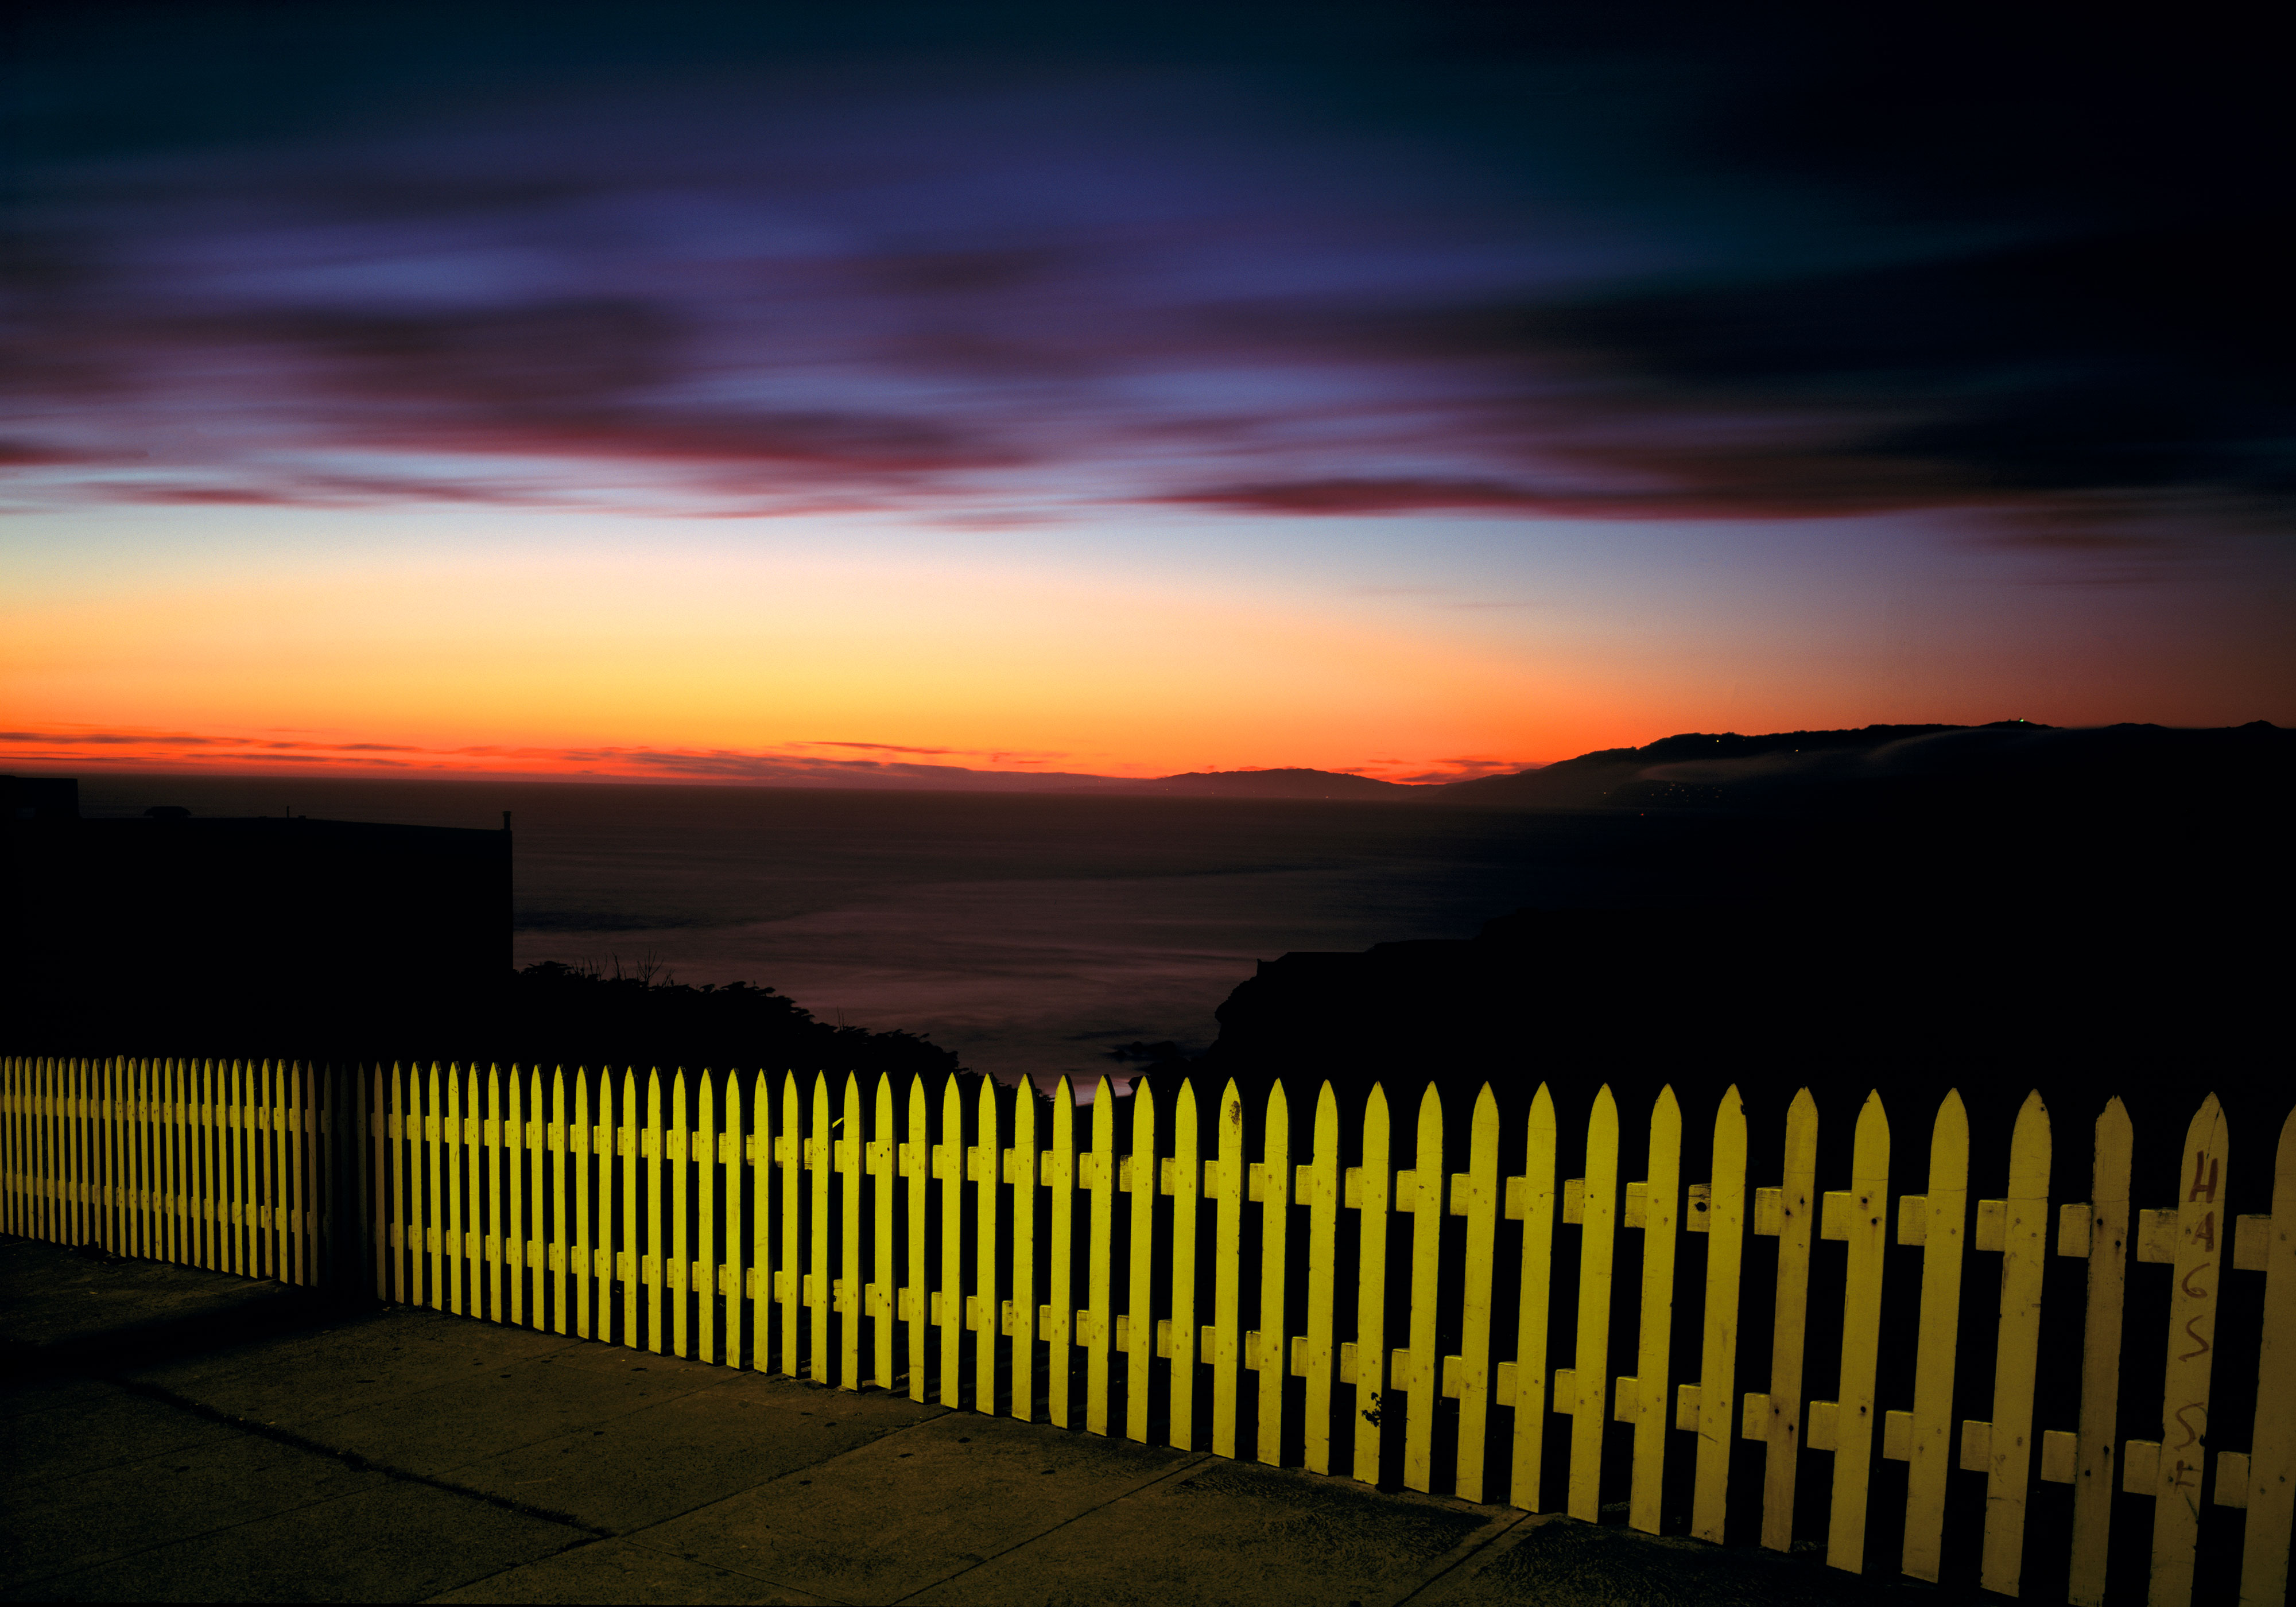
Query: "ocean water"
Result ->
[[69, 773, 1670, 1094]]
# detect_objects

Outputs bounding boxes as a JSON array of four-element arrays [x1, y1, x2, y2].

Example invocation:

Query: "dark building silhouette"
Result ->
[[5, 776, 510, 1055]]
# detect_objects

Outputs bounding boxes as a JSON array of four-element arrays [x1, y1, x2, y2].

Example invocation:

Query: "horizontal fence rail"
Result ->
[[4, 1054, 2291, 1605]]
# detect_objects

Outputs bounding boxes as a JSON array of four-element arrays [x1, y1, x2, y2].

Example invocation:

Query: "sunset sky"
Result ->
[[6, 3, 2289, 786]]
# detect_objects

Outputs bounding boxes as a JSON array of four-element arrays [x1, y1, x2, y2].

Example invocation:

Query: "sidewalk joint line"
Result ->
[[105, 1375, 616, 1538], [1386, 1508, 1535, 1606], [886, 1443, 1213, 1605]]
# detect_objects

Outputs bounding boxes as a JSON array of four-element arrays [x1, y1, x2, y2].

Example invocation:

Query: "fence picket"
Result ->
[[613, 1070, 634, 1349], [178, 1060, 196, 1272], [1303, 1081, 1340, 1474], [781, 1073, 802, 1378], [58, 1061, 73, 1252], [872, 1073, 895, 1389], [220, 1061, 236, 1276], [1827, 1091, 1890, 1574], [1692, 1085, 1746, 1543], [2068, 1097, 2132, 1605], [1903, 1090, 1969, 1579], [192, 1060, 211, 1269], [1630, 1085, 1682, 1533], [936, 1073, 961, 1405], [103, 1060, 119, 1255], [1982, 1090, 2051, 1597], [2150, 1093, 2228, 1607], [1011, 1071, 1040, 1418], [839, 1074, 863, 1388], [420, 1063, 440, 1306], [234, 1060, 250, 1272], [486, 1065, 506, 1323], [903, 1074, 926, 1398], [974, 1073, 1000, 1411], [1048, 1077, 1079, 1426], [1404, 1084, 1446, 1494], [1172, 1079, 1202, 1454], [1211, 1077, 1244, 1458], [1124, 1078, 1158, 1444], [452, 1064, 473, 1315], [564, 1067, 579, 1335], [668, 1069, 688, 1359], [48, 1059, 64, 1249], [701, 1070, 721, 1363], [1457, 1085, 1500, 1503], [802, 1072, 827, 1378], [2244, 1108, 2296, 1605], [515, 1068, 535, 1330], [1091, 1075, 1120, 1438], [106, 1059, 121, 1257], [66, 1060, 79, 1250], [1762, 1088, 1820, 1551], [1569, 1085, 1620, 1520], [2, 1061, 14, 1237], [1255, 1077, 1290, 1464], [11, 1059, 26, 1237], [1511, 1083, 1557, 1512]]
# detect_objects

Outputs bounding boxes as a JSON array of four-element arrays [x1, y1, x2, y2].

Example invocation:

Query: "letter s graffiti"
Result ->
[[2170, 1401, 2206, 1452]]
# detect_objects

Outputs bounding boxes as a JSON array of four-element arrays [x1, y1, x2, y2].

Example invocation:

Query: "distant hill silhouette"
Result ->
[[1126, 767, 1421, 799], [1426, 719, 2289, 810], [1142, 719, 2291, 1214]]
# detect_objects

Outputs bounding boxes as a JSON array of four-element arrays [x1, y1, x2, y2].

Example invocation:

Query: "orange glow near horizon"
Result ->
[[6, 503, 2292, 789]]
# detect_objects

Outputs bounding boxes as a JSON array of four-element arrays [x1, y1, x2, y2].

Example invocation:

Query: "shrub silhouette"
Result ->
[[494, 957, 961, 1078]]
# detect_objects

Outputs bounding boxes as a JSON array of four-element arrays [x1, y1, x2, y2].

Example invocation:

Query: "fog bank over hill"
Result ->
[[1429, 719, 2290, 810]]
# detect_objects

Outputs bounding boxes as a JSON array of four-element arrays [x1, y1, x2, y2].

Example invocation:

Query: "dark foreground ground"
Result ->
[[0, 1239, 1994, 1606]]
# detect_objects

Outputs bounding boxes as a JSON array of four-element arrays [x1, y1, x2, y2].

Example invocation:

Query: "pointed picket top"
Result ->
[[1936, 1087, 1967, 1139], [2004, 1093, 2050, 1215], [1856, 1088, 1886, 1151]]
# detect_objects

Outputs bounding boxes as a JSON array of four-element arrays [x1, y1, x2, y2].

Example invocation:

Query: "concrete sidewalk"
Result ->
[[2, 1239, 1985, 1605]]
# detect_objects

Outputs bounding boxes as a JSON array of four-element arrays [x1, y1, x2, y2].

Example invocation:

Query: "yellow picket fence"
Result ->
[[5, 1054, 2293, 1606], [1, 1057, 331, 1285]]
